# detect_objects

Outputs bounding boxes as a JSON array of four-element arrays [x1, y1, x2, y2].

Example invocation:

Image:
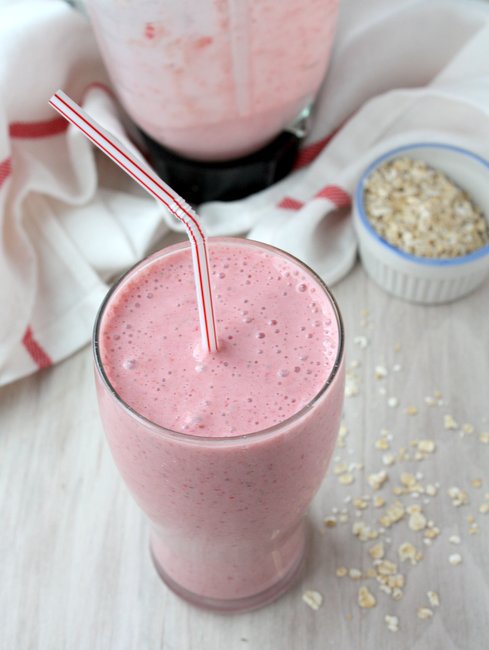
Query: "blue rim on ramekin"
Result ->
[[355, 142, 489, 267]]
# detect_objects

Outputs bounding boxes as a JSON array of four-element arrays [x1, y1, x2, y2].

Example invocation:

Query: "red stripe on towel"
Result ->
[[9, 117, 68, 139], [0, 158, 11, 188], [277, 196, 304, 211], [22, 327, 52, 369], [314, 185, 351, 208]]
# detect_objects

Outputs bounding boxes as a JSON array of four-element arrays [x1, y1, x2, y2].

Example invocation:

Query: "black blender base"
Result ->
[[140, 129, 300, 204]]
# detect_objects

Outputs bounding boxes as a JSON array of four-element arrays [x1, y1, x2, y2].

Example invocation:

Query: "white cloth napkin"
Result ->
[[1, 0, 489, 385]]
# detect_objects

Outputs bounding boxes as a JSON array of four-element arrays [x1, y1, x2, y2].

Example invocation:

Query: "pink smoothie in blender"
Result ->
[[85, 0, 339, 161]]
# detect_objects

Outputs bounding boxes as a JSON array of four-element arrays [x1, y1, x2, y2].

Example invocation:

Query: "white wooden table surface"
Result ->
[[1, 261, 488, 650]]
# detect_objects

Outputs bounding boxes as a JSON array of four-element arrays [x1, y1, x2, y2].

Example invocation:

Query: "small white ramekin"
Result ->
[[353, 143, 489, 303]]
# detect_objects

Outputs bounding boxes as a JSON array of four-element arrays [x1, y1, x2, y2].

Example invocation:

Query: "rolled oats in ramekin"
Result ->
[[353, 143, 489, 303]]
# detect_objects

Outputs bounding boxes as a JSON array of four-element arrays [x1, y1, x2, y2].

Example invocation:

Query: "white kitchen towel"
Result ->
[[1, 0, 489, 385]]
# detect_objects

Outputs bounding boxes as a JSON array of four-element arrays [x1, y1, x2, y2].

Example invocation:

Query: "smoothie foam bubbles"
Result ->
[[99, 239, 340, 437]]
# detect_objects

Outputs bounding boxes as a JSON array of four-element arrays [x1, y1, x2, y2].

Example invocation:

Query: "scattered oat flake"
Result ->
[[385, 615, 399, 632], [368, 470, 388, 490], [382, 453, 396, 466], [448, 487, 469, 507], [418, 439, 436, 453], [353, 498, 368, 510], [339, 473, 354, 485], [449, 553, 462, 566], [352, 521, 379, 541], [369, 542, 385, 560], [349, 568, 362, 580], [392, 587, 403, 601], [388, 397, 399, 408], [400, 472, 417, 488], [374, 365, 388, 380], [449, 535, 461, 544], [426, 484, 438, 496], [375, 438, 390, 450], [345, 375, 359, 398], [373, 495, 385, 508], [391, 575, 404, 589], [427, 591, 440, 607], [336, 567, 348, 577], [479, 503, 489, 514], [405, 406, 418, 416], [302, 590, 323, 610], [398, 542, 422, 565], [407, 503, 422, 514], [354, 335, 369, 349], [338, 423, 348, 448], [358, 586, 376, 609], [376, 560, 398, 576], [424, 526, 440, 540], [409, 511, 427, 532], [324, 516, 337, 528], [479, 432, 489, 444], [463, 423, 474, 434], [333, 462, 348, 475], [471, 479, 482, 489], [380, 501, 405, 527], [444, 415, 458, 430], [397, 447, 410, 461], [425, 396, 437, 406], [417, 607, 434, 620]]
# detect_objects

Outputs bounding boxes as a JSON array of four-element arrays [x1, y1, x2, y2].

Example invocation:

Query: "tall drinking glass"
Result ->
[[93, 238, 345, 612]]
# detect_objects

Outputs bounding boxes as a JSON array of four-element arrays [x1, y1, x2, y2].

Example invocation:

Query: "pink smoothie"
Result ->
[[86, 0, 339, 160], [95, 238, 344, 610]]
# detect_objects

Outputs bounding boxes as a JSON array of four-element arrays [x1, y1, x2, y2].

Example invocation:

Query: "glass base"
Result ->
[[150, 541, 306, 614]]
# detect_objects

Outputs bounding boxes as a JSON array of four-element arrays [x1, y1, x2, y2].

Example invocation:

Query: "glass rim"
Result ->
[[93, 237, 345, 446]]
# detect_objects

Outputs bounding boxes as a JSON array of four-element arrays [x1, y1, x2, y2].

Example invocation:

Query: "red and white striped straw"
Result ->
[[49, 90, 218, 353]]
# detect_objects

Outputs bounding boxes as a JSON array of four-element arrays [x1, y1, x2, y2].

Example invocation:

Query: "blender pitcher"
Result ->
[[85, 0, 340, 200]]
